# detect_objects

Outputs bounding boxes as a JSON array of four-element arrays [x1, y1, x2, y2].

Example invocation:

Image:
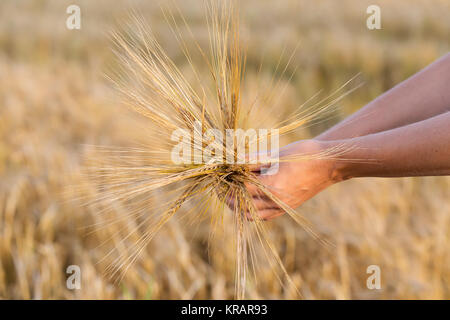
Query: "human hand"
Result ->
[[238, 139, 343, 220]]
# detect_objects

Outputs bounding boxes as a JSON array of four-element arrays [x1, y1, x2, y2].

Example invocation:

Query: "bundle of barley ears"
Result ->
[[85, 0, 358, 299]]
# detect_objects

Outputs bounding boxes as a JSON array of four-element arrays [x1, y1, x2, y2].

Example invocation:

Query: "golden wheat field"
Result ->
[[0, 0, 449, 299]]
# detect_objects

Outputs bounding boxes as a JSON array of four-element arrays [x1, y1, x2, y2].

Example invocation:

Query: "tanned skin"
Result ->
[[233, 53, 450, 220]]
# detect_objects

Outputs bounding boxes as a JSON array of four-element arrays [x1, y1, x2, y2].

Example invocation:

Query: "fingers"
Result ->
[[227, 202, 284, 221], [244, 174, 273, 194], [247, 163, 261, 173], [225, 167, 283, 221], [226, 192, 275, 211], [257, 208, 285, 220], [243, 181, 259, 194], [245, 207, 284, 221], [251, 198, 279, 211], [227, 189, 283, 221]]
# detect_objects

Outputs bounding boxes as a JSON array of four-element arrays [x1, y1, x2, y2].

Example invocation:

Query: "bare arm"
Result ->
[[238, 54, 450, 220], [333, 111, 450, 179], [243, 111, 450, 220], [317, 53, 450, 141]]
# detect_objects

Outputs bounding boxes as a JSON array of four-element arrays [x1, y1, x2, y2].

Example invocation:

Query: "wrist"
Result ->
[[283, 139, 351, 184], [316, 139, 353, 183]]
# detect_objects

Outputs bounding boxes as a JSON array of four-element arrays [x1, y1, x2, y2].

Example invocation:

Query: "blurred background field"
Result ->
[[0, 0, 449, 299]]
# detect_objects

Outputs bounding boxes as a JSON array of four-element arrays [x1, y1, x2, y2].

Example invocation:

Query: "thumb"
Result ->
[[245, 149, 280, 174]]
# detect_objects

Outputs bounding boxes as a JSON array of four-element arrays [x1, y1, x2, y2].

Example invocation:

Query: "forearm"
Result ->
[[327, 111, 450, 179], [247, 112, 448, 218], [317, 53, 450, 141]]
